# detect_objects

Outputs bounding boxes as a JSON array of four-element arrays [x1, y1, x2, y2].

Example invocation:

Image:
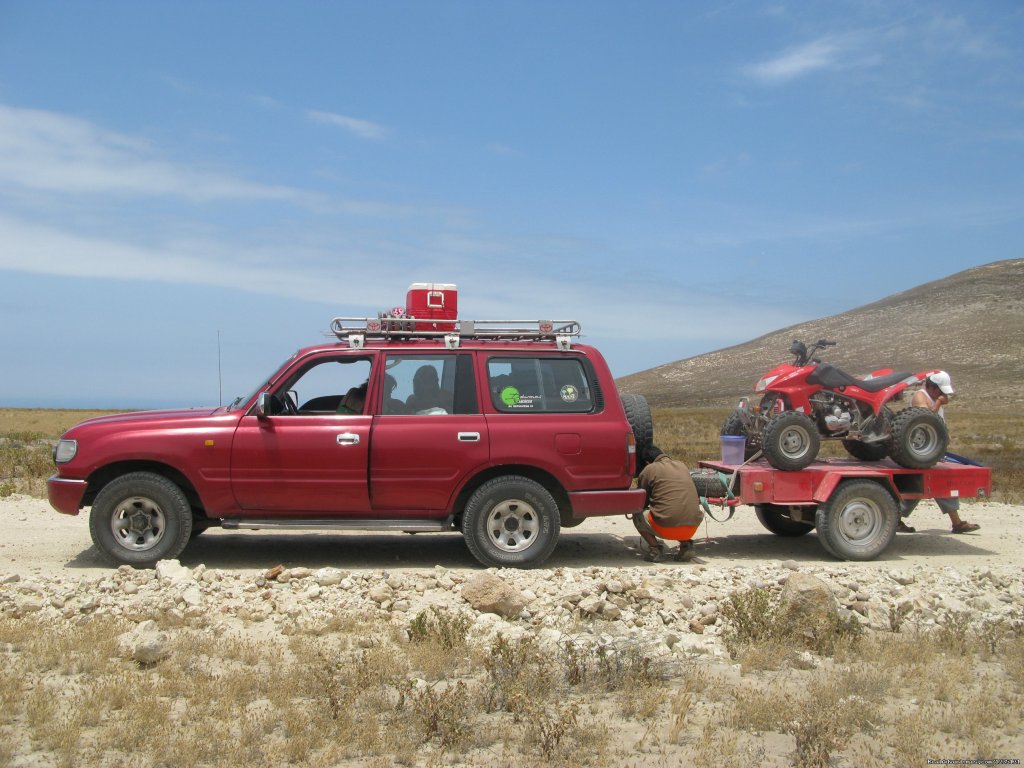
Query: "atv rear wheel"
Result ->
[[842, 439, 890, 462], [762, 411, 820, 471], [889, 407, 948, 469], [842, 406, 893, 462]]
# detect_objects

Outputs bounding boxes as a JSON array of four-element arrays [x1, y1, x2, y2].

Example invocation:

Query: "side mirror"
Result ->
[[256, 392, 272, 419]]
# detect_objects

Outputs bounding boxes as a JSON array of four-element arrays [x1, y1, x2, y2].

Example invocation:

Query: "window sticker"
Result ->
[[500, 386, 521, 406], [560, 384, 579, 403]]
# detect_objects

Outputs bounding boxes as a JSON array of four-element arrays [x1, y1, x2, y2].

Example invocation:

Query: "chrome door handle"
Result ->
[[458, 432, 481, 442], [336, 433, 360, 445]]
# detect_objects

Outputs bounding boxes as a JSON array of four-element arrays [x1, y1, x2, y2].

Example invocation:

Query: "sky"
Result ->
[[1, 1, 1022, 409]]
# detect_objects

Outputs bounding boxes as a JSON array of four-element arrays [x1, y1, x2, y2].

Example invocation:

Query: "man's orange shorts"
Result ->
[[644, 510, 699, 542]]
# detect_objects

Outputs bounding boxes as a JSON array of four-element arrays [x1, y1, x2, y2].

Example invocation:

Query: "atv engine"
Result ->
[[809, 391, 862, 433]]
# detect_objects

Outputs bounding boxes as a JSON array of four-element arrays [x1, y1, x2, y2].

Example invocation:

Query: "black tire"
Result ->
[[762, 411, 821, 471], [690, 469, 728, 498], [842, 439, 890, 462], [89, 472, 193, 567], [814, 480, 897, 561], [620, 394, 654, 472], [754, 504, 815, 537], [461, 476, 560, 568], [842, 406, 893, 462], [888, 407, 948, 469]]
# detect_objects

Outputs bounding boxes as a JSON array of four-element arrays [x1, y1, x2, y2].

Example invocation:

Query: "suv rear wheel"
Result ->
[[462, 476, 560, 568]]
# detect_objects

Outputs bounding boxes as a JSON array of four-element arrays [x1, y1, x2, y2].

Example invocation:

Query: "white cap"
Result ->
[[928, 371, 954, 395]]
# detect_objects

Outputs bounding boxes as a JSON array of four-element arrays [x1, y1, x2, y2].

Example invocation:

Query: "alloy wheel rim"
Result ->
[[111, 496, 167, 552], [486, 499, 539, 553]]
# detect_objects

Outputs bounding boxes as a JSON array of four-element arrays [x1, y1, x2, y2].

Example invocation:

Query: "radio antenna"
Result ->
[[217, 330, 223, 406]]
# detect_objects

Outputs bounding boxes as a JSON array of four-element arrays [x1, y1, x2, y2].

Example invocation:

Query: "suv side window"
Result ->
[[271, 356, 372, 415], [383, 354, 478, 415], [487, 357, 595, 413]]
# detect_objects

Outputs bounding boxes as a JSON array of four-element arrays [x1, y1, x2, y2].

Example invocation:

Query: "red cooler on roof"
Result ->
[[406, 282, 458, 331]]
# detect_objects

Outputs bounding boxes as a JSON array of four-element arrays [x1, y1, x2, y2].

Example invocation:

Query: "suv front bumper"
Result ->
[[48, 476, 87, 515]]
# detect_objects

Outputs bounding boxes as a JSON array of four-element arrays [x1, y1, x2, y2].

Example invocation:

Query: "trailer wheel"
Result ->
[[754, 504, 815, 537], [762, 411, 820, 471], [621, 394, 654, 473], [815, 480, 897, 561], [889, 407, 948, 469]]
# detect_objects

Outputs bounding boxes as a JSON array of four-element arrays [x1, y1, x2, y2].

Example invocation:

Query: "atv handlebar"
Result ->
[[791, 338, 837, 366]]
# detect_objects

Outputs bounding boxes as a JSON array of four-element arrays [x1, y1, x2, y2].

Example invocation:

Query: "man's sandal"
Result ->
[[951, 521, 980, 534], [644, 545, 666, 563]]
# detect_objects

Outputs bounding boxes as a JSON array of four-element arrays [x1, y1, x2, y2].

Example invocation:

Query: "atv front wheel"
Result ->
[[762, 411, 820, 471]]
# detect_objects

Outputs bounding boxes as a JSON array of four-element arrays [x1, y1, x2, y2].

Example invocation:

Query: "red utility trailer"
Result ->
[[696, 457, 992, 560]]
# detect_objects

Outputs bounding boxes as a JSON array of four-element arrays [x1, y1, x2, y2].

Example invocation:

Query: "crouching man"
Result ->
[[633, 445, 703, 562]]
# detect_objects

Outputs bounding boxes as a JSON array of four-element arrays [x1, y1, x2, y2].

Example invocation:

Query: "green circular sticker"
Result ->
[[500, 386, 521, 406], [560, 385, 579, 402]]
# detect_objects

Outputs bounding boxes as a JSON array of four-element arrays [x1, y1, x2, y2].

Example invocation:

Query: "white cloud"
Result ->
[[743, 37, 843, 84], [307, 110, 389, 140], [0, 103, 303, 203]]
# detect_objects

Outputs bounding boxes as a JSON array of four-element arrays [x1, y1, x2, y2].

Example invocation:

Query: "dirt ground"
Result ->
[[2, 495, 1019, 576], [2, 494, 1022, 767]]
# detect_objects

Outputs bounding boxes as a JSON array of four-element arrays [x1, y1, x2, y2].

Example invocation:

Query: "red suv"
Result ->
[[48, 307, 649, 568]]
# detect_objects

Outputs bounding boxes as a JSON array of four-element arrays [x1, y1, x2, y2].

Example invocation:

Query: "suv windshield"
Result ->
[[227, 354, 297, 411]]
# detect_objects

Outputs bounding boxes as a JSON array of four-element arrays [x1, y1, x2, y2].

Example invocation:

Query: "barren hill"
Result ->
[[617, 259, 1024, 410]]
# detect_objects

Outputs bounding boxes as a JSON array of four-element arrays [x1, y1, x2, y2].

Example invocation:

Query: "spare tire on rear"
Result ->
[[620, 393, 654, 473], [690, 468, 728, 498]]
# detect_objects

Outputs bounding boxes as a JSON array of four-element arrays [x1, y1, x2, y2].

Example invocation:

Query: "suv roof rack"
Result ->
[[328, 317, 582, 351]]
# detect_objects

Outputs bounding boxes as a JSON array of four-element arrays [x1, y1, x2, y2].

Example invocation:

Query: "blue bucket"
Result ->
[[720, 435, 746, 465]]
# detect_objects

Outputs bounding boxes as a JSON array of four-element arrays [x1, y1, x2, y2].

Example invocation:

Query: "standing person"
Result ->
[[898, 371, 980, 534], [632, 445, 704, 561]]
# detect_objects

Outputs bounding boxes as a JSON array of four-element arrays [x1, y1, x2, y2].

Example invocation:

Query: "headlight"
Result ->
[[54, 439, 78, 464], [755, 375, 777, 393]]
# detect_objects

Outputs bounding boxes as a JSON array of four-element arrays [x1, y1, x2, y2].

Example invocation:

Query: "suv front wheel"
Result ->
[[89, 471, 193, 567], [461, 476, 560, 568]]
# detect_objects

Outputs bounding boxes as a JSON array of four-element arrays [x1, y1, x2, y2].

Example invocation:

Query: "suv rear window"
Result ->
[[487, 357, 594, 413], [383, 354, 478, 415]]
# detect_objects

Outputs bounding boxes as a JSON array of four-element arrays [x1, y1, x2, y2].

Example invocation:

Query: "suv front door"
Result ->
[[230, 352, 374, 515]]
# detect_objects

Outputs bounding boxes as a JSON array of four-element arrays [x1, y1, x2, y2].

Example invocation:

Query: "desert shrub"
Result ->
[[408, 607, 471, 651], [722, 587, 861, 666], [482, 634, 551, 715]]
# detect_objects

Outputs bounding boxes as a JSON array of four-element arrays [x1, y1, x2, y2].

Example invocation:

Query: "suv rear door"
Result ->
[[484, 354, 628, 488], [369, 353, 488, 516]]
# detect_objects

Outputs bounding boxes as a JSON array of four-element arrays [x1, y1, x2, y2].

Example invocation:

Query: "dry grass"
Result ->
[[0, 601, 1020, 767]]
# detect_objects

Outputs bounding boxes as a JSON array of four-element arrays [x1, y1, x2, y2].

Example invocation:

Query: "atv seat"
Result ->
[[807, 364, 912, 392]]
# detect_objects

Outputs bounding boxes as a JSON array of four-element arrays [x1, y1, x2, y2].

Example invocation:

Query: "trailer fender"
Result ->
[[812, 471, 896, 504]]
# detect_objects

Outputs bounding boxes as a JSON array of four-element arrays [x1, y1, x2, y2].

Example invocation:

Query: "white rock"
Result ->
[[314, 568, 344, 587], [156, 560, 193, 584]]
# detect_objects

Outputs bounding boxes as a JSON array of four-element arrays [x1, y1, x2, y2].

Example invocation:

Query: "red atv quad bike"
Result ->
[[722, 339, 948, 471]]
